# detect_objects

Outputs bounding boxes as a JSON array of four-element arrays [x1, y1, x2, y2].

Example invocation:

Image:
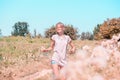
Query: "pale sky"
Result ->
[[0, 0, 120, 36]]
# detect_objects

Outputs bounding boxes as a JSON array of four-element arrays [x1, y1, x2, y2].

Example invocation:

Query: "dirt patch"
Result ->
[[0, 56, 51, 80]]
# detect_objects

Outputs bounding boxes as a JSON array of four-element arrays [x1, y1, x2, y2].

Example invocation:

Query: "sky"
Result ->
[[0, 0, 120, 36]]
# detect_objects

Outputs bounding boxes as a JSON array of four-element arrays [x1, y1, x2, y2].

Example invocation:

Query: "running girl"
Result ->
[[41, 22, 75, 80]]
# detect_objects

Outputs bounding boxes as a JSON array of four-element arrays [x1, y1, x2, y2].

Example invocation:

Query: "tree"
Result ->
[[34, 29, 37, 38], [45, 25, 56, 38], [93, 24, 101, 39], [44, 25, 79, 40], [11, 22, 29, 36], [64, 25, 79, 40], [0, 29, 2, 37], [93, 18, 120, 40], [93, 24, 101, 35], [80, 32, 93, 40], [80, 32, 85, 40]]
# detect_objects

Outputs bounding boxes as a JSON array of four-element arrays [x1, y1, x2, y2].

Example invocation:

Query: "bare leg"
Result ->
[[52, 64, 60, 80], [59, 65, 66, 80], [51, 64, 66, 80]]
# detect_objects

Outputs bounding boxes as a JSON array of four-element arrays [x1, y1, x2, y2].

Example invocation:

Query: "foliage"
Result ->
[[93, 24, 101, 35], [94, 18, 120, 40], [34, 29, 37, 38], [64, 25, 79, 40], [11, 22, 29, 36], [36, 33, 42, 38], [0, 29, 2, 37], [80, 32, 93, 40], [44, 25, 79, 40], [45, 25, 56, 38]]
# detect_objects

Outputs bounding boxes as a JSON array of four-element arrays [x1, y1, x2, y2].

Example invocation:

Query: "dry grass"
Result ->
[[0, 36, 99, 80]]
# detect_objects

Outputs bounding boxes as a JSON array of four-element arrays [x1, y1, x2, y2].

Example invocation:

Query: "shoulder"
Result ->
[[51, 34, 58, 40], [52, 34, 58, 38], [65, 35, 71, 39], [65, 35, 71, 42]]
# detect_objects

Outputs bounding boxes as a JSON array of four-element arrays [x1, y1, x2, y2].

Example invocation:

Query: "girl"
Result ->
[[41, 22, 75, 80]]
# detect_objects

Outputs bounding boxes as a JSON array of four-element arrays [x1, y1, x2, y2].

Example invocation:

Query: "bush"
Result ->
[[93, 18, 120, 40], [80, 32, 93, 40], [45, 25, 79, 40]]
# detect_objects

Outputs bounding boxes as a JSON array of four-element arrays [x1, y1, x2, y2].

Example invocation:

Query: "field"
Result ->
[[0, 36, 120, 80]]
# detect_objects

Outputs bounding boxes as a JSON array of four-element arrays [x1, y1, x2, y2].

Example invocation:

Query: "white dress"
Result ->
[[51, 34, 71, 66]]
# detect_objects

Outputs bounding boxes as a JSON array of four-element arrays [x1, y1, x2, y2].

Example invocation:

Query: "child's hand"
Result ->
[[69, 48, 75, 54], [41, 46, 47, 52]]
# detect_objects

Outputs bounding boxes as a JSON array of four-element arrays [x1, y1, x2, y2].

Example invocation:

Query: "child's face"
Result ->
[[56, 25, 64, 34]]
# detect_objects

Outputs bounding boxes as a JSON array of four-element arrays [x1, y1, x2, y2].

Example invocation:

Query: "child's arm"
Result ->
[[41, 40, 55, 52], [69, 41, 75, 54]]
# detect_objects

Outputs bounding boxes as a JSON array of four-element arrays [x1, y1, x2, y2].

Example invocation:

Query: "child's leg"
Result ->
[[51, 60, 66, 80], [52, 64, 66, 80], [51, 63, 60, 80], [59, 65, 66, 80]]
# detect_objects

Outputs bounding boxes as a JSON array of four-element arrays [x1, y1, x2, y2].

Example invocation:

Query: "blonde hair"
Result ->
[[56, 22, 64, 28]]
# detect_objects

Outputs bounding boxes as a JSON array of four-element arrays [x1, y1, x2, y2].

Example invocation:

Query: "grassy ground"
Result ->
[[0, 36, 98, 80]]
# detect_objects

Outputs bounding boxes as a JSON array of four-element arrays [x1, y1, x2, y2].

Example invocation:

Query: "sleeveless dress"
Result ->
[[51, 34, 71, 66]]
